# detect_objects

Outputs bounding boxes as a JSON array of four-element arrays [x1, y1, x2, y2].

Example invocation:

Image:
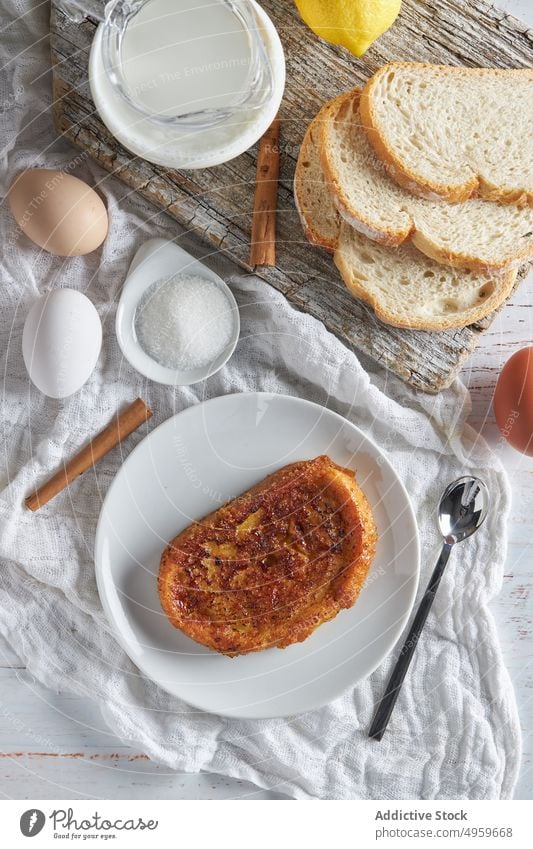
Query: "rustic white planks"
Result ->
[[461, 1, 533, 794], [0, 0, 532, 801], [0, 641, 285, 800]]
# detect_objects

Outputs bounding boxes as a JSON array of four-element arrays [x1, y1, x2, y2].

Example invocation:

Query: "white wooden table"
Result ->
[[1, 0, 531, 802]]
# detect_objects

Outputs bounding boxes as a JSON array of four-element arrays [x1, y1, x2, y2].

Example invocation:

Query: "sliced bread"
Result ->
[[294, 108, 518, 331], [294, 106, 341, 251], [334, 222, 517, 331], [360, 63, 533, 205], [321, 90, 533, 271]]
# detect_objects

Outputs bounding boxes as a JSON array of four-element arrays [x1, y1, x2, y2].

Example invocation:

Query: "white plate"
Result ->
[[95, 392, 420, 719]]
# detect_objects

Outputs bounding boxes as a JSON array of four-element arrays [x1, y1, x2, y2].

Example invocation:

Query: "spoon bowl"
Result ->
[[438, 476, 489, 543]]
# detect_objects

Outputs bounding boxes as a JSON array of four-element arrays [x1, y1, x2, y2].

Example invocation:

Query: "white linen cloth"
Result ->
[[0, 0, 521, 799]]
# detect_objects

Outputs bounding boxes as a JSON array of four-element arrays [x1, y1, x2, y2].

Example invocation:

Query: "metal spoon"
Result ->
[[368, 476, 489, 741]]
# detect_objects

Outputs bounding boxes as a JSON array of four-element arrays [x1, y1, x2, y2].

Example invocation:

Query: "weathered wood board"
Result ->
[[50, 0, 533, 392]]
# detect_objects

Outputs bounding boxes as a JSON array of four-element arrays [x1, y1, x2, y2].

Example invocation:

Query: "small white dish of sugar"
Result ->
[[116, 239, 240, 385]]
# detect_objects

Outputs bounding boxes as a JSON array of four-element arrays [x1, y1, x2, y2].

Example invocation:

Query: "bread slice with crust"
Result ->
[[321, 89, 533, 272], [334, 222, 517, 331], [294, 104, 341, 251], [294, 108, 518, 331], [360, 63, 533, 205]]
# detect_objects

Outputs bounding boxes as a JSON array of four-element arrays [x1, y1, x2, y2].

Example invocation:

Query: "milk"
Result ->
[[89, 0, 286, 168], [120, 0, 253, 116]]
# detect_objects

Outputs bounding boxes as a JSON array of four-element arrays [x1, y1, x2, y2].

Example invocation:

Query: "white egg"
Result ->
[[22, 289, 102, 398]]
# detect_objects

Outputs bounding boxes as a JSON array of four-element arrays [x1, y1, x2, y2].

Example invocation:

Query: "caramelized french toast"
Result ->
[[158, 455, 377, 655]]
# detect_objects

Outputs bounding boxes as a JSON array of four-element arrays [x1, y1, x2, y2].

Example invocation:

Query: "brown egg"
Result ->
[[493, 347, 533, 456], [8, 168, 108, 256]]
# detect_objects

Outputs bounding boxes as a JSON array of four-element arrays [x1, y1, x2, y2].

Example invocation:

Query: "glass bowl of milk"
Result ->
[[60, 0, 285, 169]]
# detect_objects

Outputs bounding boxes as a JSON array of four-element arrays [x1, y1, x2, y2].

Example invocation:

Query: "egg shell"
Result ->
[[8, 169, 108, 256], [493, 346, 533, 456], [22, 289, 102, 399]]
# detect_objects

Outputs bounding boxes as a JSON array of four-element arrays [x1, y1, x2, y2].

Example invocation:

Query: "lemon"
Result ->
[[294, 0, 402, 57]]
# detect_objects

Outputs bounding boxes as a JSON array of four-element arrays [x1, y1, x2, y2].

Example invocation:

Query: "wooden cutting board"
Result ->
[[50, 0, 532, 393]]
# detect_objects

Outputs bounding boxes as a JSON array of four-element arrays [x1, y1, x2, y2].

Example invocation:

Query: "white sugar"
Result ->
[[135, 273, 235, 371]]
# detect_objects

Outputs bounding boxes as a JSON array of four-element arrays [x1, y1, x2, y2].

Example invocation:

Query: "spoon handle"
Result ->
[[368, 541, 453, 741]]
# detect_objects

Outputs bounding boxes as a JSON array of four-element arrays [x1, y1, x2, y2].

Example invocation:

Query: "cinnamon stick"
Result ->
[[249, 116, 280, 267], [25, 398, 153, 512]]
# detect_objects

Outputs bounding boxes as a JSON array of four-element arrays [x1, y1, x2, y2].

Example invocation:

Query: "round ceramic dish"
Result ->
[[115, 238, 240, 385], [94, 392, 420, 719], [88, 2, 286, 170]]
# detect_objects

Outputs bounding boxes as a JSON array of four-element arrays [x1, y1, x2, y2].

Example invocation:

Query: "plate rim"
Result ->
[[94, 391, 421, 718]]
